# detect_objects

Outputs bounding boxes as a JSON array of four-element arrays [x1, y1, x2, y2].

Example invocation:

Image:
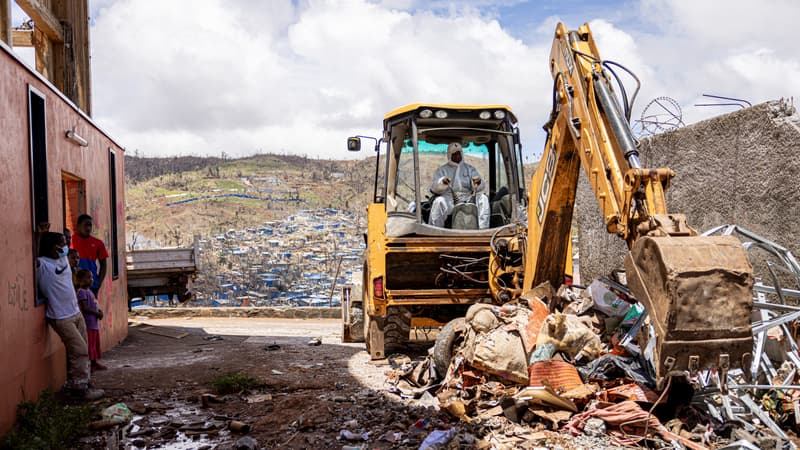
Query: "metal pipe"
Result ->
[[373, 144, 380, 202], [754, 286, 800, 299], [740, 394, 790, 440], [592, 72, 640, 168], [411, 120, 423, 224], [752, 309, 800, 334]]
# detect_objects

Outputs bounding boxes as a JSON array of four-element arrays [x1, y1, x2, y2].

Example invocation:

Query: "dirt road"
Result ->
[[82, 317, 457, 449]]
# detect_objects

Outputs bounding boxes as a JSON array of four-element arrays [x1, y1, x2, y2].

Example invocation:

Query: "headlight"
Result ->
[[479, 111, 491, 119], [419, 109, 433, 119], [435, 110, 448, 119], [494, 110, 506, 119]]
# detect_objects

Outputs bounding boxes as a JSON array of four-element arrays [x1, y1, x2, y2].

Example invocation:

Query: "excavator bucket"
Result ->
[[624, 235, 754, 380]]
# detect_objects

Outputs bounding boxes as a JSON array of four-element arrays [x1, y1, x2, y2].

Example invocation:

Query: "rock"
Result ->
[[583, 418, 606, 437], [235, 436, 258, 450], [128, 402, 149, 414]]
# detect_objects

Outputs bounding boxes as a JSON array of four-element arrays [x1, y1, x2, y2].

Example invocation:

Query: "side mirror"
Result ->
[[347, 137, 361, 152]]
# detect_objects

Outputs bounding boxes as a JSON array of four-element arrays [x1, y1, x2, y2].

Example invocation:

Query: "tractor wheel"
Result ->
[[433, 317, 466, 378], [383, 306, 412, 351]]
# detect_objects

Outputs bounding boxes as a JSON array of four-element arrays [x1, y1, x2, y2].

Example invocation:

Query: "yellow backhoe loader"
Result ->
[[345, 22, 754, 383]]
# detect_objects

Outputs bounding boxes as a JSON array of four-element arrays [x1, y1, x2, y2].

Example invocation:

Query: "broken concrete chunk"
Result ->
[[234, 436, 258, 450], [582, 417, 606, 437]]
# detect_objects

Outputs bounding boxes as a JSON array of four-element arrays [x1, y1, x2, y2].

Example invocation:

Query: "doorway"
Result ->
[[62, 173, 85, 235]]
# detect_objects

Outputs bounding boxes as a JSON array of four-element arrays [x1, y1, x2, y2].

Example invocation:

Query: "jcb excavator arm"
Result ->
[[523, 22, 754, 380]]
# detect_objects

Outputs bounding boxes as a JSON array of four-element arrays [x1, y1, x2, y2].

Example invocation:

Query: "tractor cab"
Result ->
[[350, 104, 527, 237]]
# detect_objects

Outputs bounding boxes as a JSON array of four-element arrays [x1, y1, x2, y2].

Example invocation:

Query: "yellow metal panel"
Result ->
[[383, 103, 516, 122], [365, 203, 388, 317], [410, 317, 444, 328]]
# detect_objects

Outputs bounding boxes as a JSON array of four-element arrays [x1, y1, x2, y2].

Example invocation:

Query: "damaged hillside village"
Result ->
[[3, 1, 800, 450]]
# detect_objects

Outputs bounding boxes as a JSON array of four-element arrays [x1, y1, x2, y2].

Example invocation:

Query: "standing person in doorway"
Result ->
[[71, 214, 109, 297], [35, 230, 103, 400]]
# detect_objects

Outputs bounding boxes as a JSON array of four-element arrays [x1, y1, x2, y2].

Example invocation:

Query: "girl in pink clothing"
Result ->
[[76, 269, 107, 371]]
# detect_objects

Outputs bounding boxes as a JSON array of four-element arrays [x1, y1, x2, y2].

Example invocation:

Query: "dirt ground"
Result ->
[[76, 317, 631, 449], [78, 317, 469, 449]]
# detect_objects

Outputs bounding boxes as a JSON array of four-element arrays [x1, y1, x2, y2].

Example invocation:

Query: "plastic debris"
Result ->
[[101, 403, 132, 423], [587, 280, 632, 317], [338, 430, 369, 441], [418, 428, 457, 450]]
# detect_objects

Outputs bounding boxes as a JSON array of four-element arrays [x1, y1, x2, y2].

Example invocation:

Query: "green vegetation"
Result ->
[[2, 391, 94, 450], [211, 372, 265, 395]]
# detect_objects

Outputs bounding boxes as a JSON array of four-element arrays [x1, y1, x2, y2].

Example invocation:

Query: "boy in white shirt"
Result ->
[[36, 230, 103, 401]]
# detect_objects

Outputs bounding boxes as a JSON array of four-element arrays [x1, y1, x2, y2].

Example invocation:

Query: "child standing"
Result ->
[[68, 249, 80, 286], [35, 231, 103, 400], [76, 269, 107, 371]]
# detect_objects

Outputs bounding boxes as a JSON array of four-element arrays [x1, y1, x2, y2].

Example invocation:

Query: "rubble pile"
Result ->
[[386, 225, 800, 449]]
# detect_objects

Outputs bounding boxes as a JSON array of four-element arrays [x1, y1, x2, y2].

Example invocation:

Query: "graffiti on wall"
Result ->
[[7, 273, 30, 312]]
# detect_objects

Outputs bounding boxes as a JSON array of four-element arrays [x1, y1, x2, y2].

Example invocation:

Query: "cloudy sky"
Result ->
[[10, 0, 800, 160]]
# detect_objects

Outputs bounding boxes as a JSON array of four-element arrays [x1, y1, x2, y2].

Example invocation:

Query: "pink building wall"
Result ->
[[0, 42, 127, 435]]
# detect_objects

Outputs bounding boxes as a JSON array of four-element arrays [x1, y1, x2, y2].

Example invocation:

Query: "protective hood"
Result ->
[[447, 142, 463, 167]]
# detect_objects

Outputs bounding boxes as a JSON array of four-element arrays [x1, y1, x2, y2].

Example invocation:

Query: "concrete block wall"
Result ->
[[575, 99, 800, 282]]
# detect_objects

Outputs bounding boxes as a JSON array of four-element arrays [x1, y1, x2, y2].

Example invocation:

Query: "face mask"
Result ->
[[58, 246, 69, 258]]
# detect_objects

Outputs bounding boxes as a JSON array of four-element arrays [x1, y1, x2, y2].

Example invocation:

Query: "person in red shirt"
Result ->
[[71, 214, 109, 296]]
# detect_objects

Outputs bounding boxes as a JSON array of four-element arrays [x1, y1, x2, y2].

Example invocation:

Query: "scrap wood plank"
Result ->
[[138, 325, 190, 339]]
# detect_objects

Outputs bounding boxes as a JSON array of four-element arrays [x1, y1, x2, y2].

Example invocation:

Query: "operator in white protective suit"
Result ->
[[429, 142, 490, 228]]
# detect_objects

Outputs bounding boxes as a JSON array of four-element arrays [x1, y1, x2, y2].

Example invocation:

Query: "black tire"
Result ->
[[384, 306, 412, 351], [433, 317, 466, 378]]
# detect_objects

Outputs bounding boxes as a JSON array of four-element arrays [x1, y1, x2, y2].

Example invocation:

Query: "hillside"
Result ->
[[125, 154, 375, 247]]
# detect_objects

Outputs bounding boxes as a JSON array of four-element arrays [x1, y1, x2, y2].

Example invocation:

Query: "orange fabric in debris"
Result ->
[[564, 400, 707, 450]]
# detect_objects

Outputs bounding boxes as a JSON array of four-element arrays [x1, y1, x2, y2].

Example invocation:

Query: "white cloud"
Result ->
[[91, 0, 551, 158], [629, 0, 800, 123], [88, 0, 800, 159]]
